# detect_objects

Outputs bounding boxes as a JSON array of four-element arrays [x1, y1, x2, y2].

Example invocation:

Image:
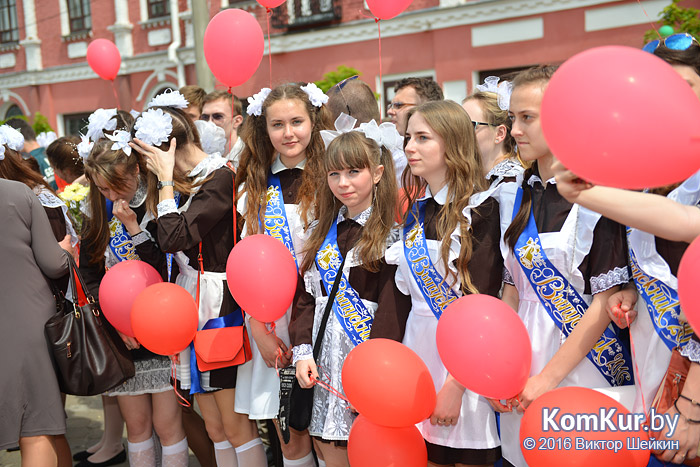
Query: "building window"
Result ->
[[63, 112, 91, 137], [4, 104, 22, 120], [148, 0, 170, 19], [68, 0, 91, 33], [0, 0, 19, 44]]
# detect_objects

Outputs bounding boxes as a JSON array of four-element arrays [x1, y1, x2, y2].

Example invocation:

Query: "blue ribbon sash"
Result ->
[[511, 188, 633, 387], [315, 218, 373, 346], [260, 172, 298, 269], [106, 199, 140, 263], [189, 311, 245, 394], [627, 228, 692, 351], [402, 201, 459, 320]]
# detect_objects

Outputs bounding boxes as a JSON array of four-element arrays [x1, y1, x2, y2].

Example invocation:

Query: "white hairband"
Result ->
[[246, 83, 329, 117], [148, 89, 189, 109], [474, 76, 513, 111]]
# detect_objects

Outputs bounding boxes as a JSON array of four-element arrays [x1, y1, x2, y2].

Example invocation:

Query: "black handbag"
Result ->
[[278, 258, 345, 443], [45, 255, 135, 396]]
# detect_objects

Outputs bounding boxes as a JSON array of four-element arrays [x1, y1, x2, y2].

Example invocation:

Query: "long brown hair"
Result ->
[[0, 146, 55, 193], [503, 65, 558, 251], [400, 100, 486, 294], [46, 136, 84, 181], [236, 83, 331, 231], [301, 131, 397, 273]]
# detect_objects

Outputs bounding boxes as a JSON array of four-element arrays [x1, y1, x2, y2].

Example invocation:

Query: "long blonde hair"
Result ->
[[401, 100, 487, 294], [301, 131, 397, 273]]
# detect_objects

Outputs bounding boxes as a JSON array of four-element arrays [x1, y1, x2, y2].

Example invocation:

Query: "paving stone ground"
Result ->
[[0, 395, 200, 467]]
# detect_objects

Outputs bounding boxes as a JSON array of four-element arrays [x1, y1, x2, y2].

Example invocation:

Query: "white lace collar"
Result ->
[[337, 204, 372, 226], [418, 183, 449, 205], [187, 153, 228, 182], [271, 154, 306, 174], [486, 158, 524, 180], [527, 172, 556, 187], [129, 176, 147, 208]]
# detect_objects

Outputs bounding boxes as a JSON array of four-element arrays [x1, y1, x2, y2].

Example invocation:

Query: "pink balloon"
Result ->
[[366, 0, 413, 19], [541, 46, 700, 189], [256, 0, 285, 7], [131, 283, 199, 356], [203, 9, 264, 88], [678, 236, 700, 333], [99, 260, 163, 337], [226, 234, 297, 323], [436, 294, 531, 399], [86, 39, 121, 81], [348, 415, 427, 467]]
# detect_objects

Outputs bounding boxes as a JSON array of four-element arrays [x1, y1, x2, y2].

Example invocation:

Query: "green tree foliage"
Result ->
[[644, 0, 700, 44], [0, 112, 54, 134], [314, 65, 362, 93]]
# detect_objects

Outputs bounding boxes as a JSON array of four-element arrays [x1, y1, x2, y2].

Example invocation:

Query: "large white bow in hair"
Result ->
[[320, 113, 403, 153]]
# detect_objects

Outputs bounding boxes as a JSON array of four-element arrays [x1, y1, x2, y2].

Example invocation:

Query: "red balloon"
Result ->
[[342, 339, 436, 427], [203, 9, 264, 88], [541, 46, 700, 189], [366, 0, 413, 19], [256, 0, 285, 7], [678, 236, 700, 333], [86, 39, 121, 81], [436, 295, 531, 399], [520, 387, 649, 467], [348, 415, 427, 467], [226, 234, 297, 323], [131, 283, 198, 356], [99, 260, 163, 337]]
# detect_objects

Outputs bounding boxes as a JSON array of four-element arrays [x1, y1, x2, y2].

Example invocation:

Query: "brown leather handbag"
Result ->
[[45, 255, 135, 396]]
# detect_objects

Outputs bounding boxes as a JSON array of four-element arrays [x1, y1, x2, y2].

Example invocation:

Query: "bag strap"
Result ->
[[312, 257, 346, 360], [67, 254, 95, 305]]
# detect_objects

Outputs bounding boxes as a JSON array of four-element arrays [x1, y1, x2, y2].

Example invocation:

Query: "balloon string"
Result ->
[[171, 361, 191, 408], [636, 0, 662, 40], [315, 365, 350, 404], [624, 311, 647, 423], [110, 80, 120, 108], [376, 18, 382, 94], [228, 86, 234, 156], [266, 8, 273, 89]]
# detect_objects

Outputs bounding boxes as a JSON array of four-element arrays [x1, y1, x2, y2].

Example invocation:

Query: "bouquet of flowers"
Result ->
[[59, 182, 90, 233]]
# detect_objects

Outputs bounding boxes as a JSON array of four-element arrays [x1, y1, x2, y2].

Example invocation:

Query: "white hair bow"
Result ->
[[475, 76, 513, 111], [320, 113, 358, 149], [320, 113, 403, 153], [247, 88, 272, 117], [36, 131, 57, 148], [194, 120, 226, 156], [148, 89, 189, 109], [300, 83, 329, 108], [77, 134, 94, 161], [0, 124, 24, 161], [134, 108, 173, 147], [107, 130, 132, 156], [86, 108, 118, 141]]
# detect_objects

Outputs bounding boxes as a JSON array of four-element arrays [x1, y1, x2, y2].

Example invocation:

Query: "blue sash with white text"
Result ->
[[512, 188, 633, 387], [106, 199, 139, 263], [627, 228, 692, 351], [315, 218, 373, 346], [402, 201, 459, 320], [260, 172, 298, 269]]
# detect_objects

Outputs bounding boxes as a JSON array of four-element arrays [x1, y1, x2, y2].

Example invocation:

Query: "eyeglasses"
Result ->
[[387, 102, 417, 111], [332, 75, 359, 117], [472, 121, 493, 129], [200, 113, 228, 123], [643, 33, 699, 53]]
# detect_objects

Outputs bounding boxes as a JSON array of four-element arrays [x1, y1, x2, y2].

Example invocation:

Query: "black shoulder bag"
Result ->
[[45, 255, 135, 396], [278, 258, 346, 443]]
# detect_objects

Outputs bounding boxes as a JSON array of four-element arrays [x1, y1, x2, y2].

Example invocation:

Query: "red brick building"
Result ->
[[0, 0, 693, 134]]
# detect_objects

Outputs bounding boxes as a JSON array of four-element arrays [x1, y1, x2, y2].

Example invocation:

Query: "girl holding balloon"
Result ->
[[552, 37, 700, 465], [385, 100, 505, 467], [498, 66, 631, 467], [233, 82, 331, 467], [291, 122, 411, 466], [81, 128, 188, 466], [131, 101, 268, 467]]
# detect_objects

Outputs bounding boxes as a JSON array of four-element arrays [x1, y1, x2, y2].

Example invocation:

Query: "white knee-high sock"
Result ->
[[162, 437, 189, 467], [283, 451, 316, 467], [128, 438, 156, 467], [214, 440, 238, 467], [235, 438, 267, 467]]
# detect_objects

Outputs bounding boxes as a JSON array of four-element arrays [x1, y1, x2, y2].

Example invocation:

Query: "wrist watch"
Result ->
[[157, 180, 174, 190]]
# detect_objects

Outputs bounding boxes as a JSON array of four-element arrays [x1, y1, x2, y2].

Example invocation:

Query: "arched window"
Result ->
[[4, 104, 22, 120]]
